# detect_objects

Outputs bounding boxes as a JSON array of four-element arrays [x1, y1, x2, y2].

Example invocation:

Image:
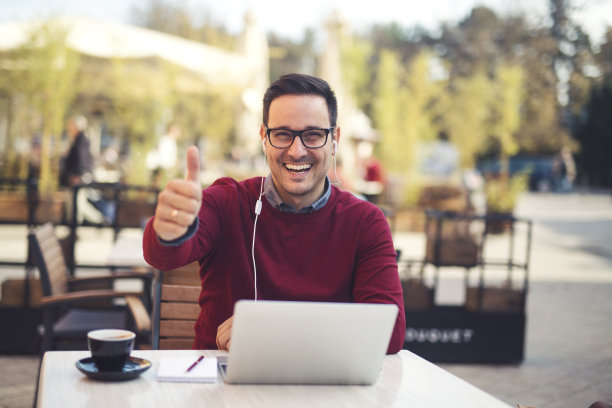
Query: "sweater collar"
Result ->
[[264, 174, 331, 214]]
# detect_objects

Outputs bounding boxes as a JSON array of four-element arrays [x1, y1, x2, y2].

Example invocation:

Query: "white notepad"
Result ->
[[156, 356, 218, 383]]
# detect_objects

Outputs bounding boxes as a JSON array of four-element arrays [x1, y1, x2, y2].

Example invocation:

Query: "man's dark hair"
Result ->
[[262, 73, 338, 127]]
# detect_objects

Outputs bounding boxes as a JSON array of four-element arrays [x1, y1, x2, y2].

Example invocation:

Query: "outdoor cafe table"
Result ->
[[37, 349, 512, 408], [106, 232, 149, 268]]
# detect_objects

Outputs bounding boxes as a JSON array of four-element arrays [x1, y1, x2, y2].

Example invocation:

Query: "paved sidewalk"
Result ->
[[449, 192, 612, 408], [1, 191, 611, 408], [394, 191, 612, 408]]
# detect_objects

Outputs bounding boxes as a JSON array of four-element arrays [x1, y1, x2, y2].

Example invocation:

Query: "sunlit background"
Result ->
[[3, 0, 612, 44], [1, 3, 612, 407], [1, 0, 611, 214]]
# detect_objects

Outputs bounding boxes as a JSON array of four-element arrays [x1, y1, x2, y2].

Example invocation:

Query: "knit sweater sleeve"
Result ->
[[352, 205, 406, 354]]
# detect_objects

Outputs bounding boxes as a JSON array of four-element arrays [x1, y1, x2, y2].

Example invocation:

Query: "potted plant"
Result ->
[[424, 211, 480, 267], [484, 173, 527, 233]]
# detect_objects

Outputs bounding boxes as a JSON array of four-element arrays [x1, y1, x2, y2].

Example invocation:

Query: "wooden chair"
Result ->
[[151, 265, 200, 349], [28, 223, 153, 351]]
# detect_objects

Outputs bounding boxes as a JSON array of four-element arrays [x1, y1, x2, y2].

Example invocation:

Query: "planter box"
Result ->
[[424, 217, 480, 267], [393, 209, 425, 232], [0, 307, 42, 353], [418, 185, 469, 213], [0, 192, 65, 224], [404, 306, 525, 364], [484, 212, 513, 234], [0, 278, 43, 307], [406, 210, 530, 364], [465, 286, 524, 312], [400, 279, 434, 310], [425, 235, 479, 267]]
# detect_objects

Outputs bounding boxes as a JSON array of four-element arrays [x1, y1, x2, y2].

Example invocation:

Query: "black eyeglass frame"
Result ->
[[264, 126, 335, 149]]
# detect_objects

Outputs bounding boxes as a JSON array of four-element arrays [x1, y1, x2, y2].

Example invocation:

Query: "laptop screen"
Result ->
[[220, 300, 398, 385]]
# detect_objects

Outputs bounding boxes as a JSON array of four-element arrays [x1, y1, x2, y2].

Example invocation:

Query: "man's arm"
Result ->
[[353, 207, 406, 354], [152, 146, 202, 241], [143, 146, 203, 269]]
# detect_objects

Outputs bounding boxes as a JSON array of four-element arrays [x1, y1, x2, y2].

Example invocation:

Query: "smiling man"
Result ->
[[143, 73, 405, 354]]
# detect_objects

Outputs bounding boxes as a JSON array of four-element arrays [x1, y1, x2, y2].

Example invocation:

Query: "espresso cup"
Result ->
[[87, 329, 135, 372]]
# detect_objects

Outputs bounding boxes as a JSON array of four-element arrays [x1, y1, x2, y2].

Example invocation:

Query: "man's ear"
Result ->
[[260, 124, 267, 153], [333, 127, 341, 154], [334, 126, 341, 146]]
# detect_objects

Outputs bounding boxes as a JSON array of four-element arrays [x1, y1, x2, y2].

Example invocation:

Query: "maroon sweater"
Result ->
[[143, 177, 405, 353]]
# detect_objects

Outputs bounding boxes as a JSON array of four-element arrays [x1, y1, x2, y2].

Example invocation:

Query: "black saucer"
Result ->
[[76, 356, 152, 381]]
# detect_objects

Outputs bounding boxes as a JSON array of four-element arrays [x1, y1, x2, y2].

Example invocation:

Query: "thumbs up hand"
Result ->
[[153, 146, 203, 241]]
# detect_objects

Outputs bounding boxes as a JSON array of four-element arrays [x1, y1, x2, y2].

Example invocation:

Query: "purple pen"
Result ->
[[185, 355, 204, 372]]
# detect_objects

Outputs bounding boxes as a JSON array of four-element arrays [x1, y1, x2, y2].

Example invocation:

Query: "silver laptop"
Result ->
[[218, 300, 398, 385]]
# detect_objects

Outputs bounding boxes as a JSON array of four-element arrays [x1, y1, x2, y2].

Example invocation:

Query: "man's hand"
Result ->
[[216, 315, 233, 351], [153, 146, 202, 241]]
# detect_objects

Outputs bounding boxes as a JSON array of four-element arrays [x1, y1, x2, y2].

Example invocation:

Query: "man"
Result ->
[[60, 115, 107, 224], [143, 73, 405, 354], [60, 115, 93, 188], [146, 123, 181, 177]]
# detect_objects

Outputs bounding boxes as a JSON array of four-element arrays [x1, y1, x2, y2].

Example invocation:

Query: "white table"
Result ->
[[37, 349, 512, 408]]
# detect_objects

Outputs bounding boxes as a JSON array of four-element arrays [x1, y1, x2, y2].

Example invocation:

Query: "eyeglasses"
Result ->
[[264, 126, 334, 149]]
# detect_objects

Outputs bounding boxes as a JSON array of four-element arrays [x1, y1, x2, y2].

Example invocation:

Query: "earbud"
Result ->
[[262, 140, 267, 152], [332, 140, 337, 155]]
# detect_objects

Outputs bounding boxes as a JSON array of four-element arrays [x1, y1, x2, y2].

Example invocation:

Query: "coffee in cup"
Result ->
[[87, 329, 135, 371]]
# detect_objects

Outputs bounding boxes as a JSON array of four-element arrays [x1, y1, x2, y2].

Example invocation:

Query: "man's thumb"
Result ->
[[185, 145, 201, 184]]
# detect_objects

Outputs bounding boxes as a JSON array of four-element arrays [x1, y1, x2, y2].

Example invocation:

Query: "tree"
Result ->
[[401, 51, 444, 157], [442, 71, 492, 168], [126, 0, 242, 182], [574, 84, 612, 186], [490, 64, 524, 166], [372, 50, 448, 205], [574, 29, 612, 187], [102, 58, 167, 185], [373, 50, 406, 176], [340, 34, 374, 112], [130, 0, 236, 50], [595, 28, 612, 84], [513, 29, 572, 153], [436, 6, 575, 155], [81, 56, 238, 186], [267, 30, 317, 82], [0, 22, 81, 194], [450, 6, 503, 77]]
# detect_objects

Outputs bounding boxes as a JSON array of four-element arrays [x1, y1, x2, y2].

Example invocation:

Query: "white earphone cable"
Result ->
[[332, 141, 342, 186], [251, 153, 266, 302], [252, 183, 264, 302]]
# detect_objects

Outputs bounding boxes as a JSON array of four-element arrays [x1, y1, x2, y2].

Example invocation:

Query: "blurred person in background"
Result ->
[[60, 115, 93, 188], [553, 146, 576, 193], [146, 123, 181, 181], [60, 115, 108, 224], [354, 142, 386, 204]]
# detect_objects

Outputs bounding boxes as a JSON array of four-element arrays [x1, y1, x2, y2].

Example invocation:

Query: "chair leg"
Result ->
[[32, 354, 43, 408], [41, 308, 55, 352]]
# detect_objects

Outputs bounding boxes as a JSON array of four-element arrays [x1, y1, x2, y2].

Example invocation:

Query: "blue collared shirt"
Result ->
[[264, 174, 331, 213]]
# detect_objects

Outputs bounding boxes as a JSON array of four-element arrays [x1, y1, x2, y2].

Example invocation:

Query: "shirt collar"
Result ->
[[264, 174, 331, 213]]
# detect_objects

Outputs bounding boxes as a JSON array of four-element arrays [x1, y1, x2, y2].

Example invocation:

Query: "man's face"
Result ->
[[260, 94, 340, 210]]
